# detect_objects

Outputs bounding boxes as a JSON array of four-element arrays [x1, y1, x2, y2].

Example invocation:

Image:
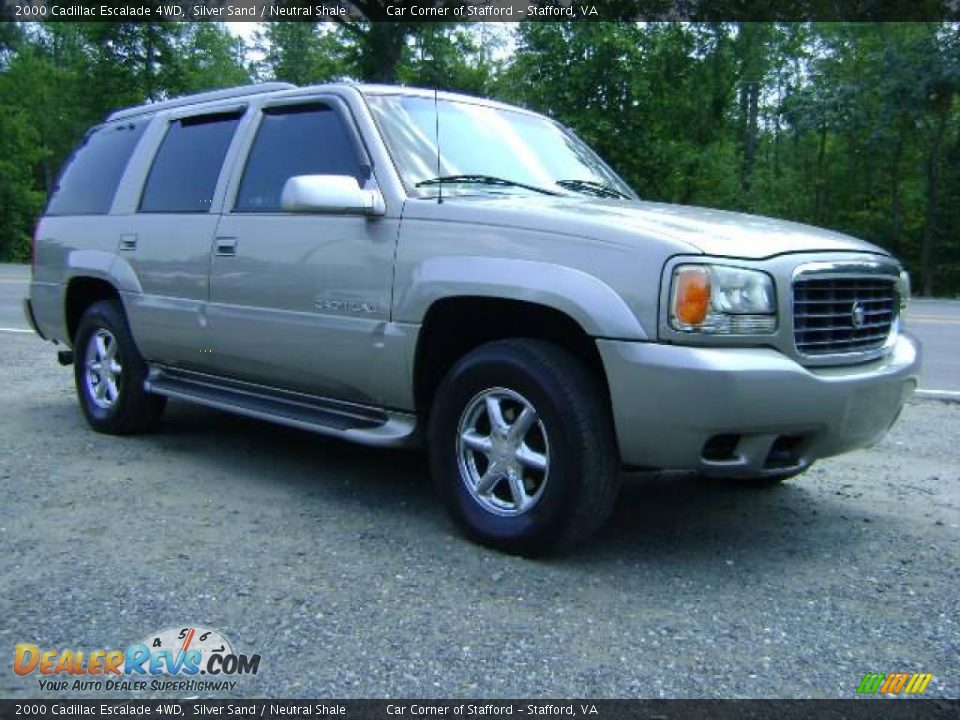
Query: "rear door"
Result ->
[[119, 108, 246, 369], [207, 96, 398, 405]]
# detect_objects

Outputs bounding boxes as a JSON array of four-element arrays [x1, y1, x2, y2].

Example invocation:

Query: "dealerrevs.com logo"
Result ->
[[14, 625, 261, 692]]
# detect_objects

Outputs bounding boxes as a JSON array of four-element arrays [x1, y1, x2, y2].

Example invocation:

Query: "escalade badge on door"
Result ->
[[315, 298, 380, 315]]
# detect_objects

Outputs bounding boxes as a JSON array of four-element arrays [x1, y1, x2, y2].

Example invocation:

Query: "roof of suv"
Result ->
[[106, 82, 537, 123]]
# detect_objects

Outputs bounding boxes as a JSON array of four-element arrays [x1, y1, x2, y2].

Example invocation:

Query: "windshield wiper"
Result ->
[[415, 174, 561, 196], [555, 179, 630, 199]]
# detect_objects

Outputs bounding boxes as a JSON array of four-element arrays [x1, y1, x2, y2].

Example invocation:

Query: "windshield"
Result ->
[[366, 94, 636, 200]]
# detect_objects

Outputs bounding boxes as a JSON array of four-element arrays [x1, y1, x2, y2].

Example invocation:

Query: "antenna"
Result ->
[[434, 86, 443, 205]]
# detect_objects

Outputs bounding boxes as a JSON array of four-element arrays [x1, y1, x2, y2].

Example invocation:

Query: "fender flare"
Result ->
[[396, 256, 648, 340], [63, 250, 142, 294]]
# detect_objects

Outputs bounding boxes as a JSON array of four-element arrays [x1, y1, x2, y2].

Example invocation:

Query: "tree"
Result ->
[[398, 24, 502, 94], [172, 23, 251, 93], [733, 22, 773, 194], [0, 102, 44, 260], [255, 22, 346, 84]]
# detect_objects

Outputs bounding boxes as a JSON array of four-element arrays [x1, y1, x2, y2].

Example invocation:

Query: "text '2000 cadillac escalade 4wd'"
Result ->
[[25, 83, 921, 555]]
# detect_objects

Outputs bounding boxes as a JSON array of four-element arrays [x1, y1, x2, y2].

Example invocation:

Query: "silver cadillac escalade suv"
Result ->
[[25, 82, 921, 555]]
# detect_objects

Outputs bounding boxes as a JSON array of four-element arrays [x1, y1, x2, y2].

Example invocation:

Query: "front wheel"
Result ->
[[428, 339, 620, 556], [73, 300, 166, 434]]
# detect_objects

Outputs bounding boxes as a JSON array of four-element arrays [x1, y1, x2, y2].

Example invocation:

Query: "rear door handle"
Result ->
[[119, 234, 137, 251], [215, 237, 237, 256]]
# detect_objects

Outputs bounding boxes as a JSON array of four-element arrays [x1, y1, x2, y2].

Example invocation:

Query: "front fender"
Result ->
[[394, 256, 648, 340]]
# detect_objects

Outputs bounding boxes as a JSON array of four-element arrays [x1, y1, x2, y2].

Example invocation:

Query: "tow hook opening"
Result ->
[[702, 434, 740, 462], [57, 350, 74, 366], [765, 434, 806, 469]]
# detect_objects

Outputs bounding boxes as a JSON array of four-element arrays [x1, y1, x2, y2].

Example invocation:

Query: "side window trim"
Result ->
[[111, 115, 168, 215], [136, 107, 248, 215], [224, 95, 376, 215]]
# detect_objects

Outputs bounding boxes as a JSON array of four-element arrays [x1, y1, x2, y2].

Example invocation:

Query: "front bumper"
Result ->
[[597, 333, 920, 477]]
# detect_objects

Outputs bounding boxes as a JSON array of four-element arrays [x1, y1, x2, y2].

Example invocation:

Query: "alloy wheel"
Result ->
[[456, 387, 550, 516], [84, 328, 122, 410]]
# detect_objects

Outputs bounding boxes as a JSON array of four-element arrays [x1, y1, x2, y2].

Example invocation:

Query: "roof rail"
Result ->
[[107, 82, 297, 122]]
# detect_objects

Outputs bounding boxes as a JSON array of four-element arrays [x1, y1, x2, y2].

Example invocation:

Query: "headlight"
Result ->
[[670, 264, 777, 334]]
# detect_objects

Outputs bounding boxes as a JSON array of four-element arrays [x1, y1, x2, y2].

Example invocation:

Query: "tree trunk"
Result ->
[[814, 125, 827, 222], [742, 80, 760, 194], [921, 90, 953, 296], [773, 74, 782, 179], [143, 26, 156, 102], [889, 126, 904, 256], [359, 23, 408, 83]]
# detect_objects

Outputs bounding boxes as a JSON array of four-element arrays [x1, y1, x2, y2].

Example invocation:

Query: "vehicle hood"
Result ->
[[422, 195, 888, 259]]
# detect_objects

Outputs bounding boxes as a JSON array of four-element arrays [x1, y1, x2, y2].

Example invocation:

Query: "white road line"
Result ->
[[908, 316, 960, 325], [0, 327, 32, 334], [915, 389, 960, 402]]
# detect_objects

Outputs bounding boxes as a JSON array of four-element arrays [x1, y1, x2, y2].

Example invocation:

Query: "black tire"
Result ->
[[428, 339, 620, 556], [73, 299, 166, 434]]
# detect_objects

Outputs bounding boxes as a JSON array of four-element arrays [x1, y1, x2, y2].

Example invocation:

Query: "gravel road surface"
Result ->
[[1, 325, 958, 700]]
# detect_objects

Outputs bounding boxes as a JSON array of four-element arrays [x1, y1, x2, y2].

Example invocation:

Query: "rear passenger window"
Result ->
[[139, 112, 242, 213], [234, 104, 366, 213], [45, 121, 146, 216]]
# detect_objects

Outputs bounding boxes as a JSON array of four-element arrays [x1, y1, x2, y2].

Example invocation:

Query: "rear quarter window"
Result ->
[[45, 121, 147, 216]]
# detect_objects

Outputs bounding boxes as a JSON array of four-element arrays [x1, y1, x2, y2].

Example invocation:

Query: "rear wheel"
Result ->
[[428, 339, 620, 556], [74, 300, 166, 434]]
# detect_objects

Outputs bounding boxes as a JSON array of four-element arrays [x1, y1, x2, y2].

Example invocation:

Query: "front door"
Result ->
[[207, 99, 398, 406]]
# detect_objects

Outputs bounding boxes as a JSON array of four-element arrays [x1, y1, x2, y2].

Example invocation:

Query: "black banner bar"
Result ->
[[2, 700, 960, 720], [1, 0, 959, 22]]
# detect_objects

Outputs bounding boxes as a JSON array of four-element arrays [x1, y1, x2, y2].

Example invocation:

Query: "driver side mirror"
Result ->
[[280, 175, 385, 216]]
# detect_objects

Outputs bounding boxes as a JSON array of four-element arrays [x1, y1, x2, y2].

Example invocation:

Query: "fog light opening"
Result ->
[[702, 434, 740, 462]]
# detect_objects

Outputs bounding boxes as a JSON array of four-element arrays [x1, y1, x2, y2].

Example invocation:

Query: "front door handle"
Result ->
[[215, 237, 237, 257]]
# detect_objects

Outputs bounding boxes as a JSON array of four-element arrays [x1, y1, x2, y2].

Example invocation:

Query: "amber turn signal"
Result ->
[[673, 266, 711, 326]]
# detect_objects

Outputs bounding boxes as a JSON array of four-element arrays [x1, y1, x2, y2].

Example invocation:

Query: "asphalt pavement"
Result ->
[[0, 264, 32, 332], [906, 299, 960, 396]]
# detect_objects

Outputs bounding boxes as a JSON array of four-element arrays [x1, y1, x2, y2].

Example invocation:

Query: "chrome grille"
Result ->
[[793, 276, 896, 356]]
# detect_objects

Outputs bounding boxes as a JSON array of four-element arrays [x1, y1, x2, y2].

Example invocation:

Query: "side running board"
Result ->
[[144, 366, 418, 448]]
